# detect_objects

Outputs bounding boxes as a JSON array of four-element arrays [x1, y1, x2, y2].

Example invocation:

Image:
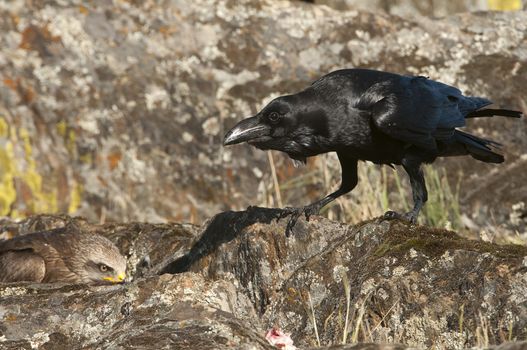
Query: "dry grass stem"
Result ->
[[268, 151, 283, 208], [308, 291, 321, 347]]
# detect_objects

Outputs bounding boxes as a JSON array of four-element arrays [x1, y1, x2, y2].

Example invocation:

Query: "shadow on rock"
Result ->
[[160, 206, 284, 274]]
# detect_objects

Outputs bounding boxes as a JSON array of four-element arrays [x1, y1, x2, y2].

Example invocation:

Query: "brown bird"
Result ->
[[0, 228, 127, 284]]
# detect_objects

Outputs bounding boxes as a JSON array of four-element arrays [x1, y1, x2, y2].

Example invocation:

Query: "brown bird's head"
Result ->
[[68, 234, 127, 285]]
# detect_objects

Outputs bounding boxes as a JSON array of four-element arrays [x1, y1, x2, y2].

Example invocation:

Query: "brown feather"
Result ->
[[0, 250, 46, 282], [0, 227, 126, 284]]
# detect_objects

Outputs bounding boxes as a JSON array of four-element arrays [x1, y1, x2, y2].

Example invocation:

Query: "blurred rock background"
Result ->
[[0, 0, 525, 242]]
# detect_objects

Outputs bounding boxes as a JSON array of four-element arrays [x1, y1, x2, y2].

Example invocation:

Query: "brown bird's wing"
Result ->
[[0, 229, 77, 283], [0, 234, 48, 282], [0, 250, 46, 282], [38, 230, 80, 283]]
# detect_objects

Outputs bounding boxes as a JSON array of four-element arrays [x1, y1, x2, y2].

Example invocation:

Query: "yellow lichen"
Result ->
[[56, 120, 67, 137], [79, 152, 92, 164], [0, 117, 8, 137], [18, 130, 58, 213], [20, 128, 32, 157], [67, 129, 76, 155], [0, 121, 81, 218], [487, 0, 522, 10], [0, 140, 16, 216], [68, 181, 83, 214]]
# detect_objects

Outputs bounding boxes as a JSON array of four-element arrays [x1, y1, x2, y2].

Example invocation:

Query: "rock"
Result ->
[[1, 211, 527, 349], [309, 0, 525, 18], [0, 274, 271, 350], [0, 0, 525, 227], [0, 215, 269, 350]]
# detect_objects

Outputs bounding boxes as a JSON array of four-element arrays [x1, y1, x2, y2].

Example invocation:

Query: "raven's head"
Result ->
[[223, 94, 330, 158]]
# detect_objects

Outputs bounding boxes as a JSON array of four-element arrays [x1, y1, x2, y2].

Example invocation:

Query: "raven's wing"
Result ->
[[357, 76, 490, 151]]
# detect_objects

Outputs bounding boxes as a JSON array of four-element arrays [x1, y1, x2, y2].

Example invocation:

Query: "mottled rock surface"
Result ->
[[310, 0, 526, 18], [1, 212, 527, 349], [0, 0, 525, 227]]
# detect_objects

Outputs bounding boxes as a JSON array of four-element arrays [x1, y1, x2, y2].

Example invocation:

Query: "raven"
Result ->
[[223, 69, 522, 235]]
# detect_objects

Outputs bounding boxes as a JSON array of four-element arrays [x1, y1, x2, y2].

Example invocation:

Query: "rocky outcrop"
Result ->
[[1, 211, 527, 349], [0, 0, 525, 227], [310, 0, 526, 18]]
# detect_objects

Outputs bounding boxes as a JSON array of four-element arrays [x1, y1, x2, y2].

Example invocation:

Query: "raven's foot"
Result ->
[[382, 210, 418, 224], [279, 204, 322, 236]]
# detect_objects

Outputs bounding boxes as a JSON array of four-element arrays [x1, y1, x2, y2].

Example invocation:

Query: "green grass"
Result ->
[[421, 165, 462, 230]]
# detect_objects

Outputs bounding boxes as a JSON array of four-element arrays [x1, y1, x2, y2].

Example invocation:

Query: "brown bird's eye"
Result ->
[[268, 112, 281, 123], [99, 264, 108, 272]]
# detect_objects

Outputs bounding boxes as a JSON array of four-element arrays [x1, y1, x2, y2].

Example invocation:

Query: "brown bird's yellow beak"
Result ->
[[103, 272, 126, 283]]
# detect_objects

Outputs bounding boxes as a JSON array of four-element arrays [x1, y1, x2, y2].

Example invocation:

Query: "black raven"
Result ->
[[223, 69, 522, 235]]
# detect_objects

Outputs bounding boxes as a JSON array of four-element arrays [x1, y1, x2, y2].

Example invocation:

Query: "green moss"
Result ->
[[372, 221, 527, 261], [372, 242, 392, 258]]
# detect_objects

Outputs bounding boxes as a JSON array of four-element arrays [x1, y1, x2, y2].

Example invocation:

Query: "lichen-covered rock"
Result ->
[[0, 0, 525, 227], [173, 208, 527, 348], [310, 0, 525, 18], [0, 215, 270, 350], [0, 274, 271, 350], [1, 212, 526, 349]]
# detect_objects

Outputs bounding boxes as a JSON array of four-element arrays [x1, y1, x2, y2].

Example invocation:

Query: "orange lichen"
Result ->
[[3, 78, 17, 91], [107, 151, 122, 171], [19, 25, 61, 51], [79, 5, 89, 15]]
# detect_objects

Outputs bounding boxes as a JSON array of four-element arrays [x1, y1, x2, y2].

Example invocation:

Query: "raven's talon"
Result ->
[[285, 212, 301, 237], [382, 210, 400, 221], [282, 207, 305, 237], [303, 205, 320, 221], [280, 205, 321, 236], [382, 210, 418, 224], [402, 212, 418, 224], [277, 207, 295, 220]]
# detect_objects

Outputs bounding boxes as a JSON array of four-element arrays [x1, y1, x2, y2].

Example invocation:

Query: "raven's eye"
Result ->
[[99, 264, 109, 272], [268, 112, 281, 123]]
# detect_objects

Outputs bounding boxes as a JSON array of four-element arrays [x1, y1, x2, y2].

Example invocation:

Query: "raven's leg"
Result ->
[[282, 153, 358, 236], [384, 155, 428, 223]]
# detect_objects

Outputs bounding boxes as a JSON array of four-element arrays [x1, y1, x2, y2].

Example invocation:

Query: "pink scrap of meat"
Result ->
[[265, 327, 297, 350]]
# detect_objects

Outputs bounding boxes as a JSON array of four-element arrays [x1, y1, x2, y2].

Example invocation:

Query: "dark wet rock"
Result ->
[[1, 211, 527, 349], [0, 0, 525, 227]]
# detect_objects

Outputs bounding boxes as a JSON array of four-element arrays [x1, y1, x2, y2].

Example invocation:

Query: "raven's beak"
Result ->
[[223, 116, 270, 146]]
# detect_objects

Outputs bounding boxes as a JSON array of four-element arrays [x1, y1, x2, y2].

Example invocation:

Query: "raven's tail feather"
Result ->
[[466, 108, 523, 119], [454, 130, 504, 163]]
